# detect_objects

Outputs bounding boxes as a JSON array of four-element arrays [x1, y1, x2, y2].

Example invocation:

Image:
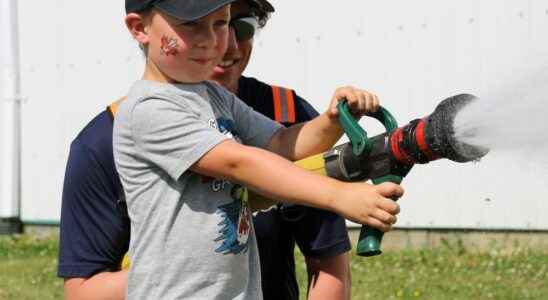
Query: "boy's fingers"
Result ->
[[357, 92, 367, 112], [367, 93, 377, 112], [330, 99, 338, 115], [347, 99, 357, 111], [377, 197, 400, 215], [373, 209, 397, 225], [376, 182, 405, 199], [330, 87, 381, 117], [345, 92, 358, 108], [359, 93, 368, 112], [366, 93, 378, 112], [372, 94, 380, 111], [366, 218, 392, 232]]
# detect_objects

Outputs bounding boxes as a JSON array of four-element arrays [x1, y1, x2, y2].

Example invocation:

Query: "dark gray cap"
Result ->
[[126, 0, 237, 21]]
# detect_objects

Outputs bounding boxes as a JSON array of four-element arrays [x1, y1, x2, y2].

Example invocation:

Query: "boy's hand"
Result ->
[[332, 182, 404, 232], [327, 86, 380, 120]]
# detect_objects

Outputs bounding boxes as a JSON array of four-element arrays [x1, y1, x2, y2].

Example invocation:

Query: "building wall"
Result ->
[[11, 0, 548, 229]]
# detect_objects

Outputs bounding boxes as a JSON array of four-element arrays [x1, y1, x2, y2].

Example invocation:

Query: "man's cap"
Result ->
[[126, 0, 237, 21], [247, 0, 274, 13]]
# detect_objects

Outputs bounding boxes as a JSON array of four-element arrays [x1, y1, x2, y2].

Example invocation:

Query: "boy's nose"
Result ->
[[196, 26, 219, 48]]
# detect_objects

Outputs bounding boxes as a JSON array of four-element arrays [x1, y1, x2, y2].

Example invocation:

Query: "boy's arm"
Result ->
[[64, 271, 128, 300], [267, 86, 379, 161], [267, 112, 342, 161], [191, 140, 402, 230]]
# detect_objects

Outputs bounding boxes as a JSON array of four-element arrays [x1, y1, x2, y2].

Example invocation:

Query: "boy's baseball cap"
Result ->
[[126, 0, 237, 21]]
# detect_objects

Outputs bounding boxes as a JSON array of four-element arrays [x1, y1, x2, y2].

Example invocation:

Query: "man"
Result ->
[[58, 1, 351, 299]]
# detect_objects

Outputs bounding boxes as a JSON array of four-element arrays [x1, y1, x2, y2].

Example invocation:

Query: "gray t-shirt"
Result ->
[[113, 80, 283, 299]]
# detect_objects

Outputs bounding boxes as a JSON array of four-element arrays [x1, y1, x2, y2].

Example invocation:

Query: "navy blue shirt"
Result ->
[[58, 111, 129, 277], [58, 77, 350, 299]]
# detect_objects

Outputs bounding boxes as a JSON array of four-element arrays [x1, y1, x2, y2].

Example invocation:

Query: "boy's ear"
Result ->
[[125, 13, 150, 45]]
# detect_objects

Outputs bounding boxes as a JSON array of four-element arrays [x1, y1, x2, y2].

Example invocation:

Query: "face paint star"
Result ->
[[160, 35, 179, 56]]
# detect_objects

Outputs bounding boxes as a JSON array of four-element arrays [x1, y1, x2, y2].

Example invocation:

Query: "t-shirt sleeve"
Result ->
[[222, 89, 283, 149], [292, 208, 351, 259], [131, 96, 230, 181], [58, 141, 129, 278]]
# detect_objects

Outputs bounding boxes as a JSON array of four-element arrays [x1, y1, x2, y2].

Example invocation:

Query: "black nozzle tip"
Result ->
[[426, 94, 489, 162]]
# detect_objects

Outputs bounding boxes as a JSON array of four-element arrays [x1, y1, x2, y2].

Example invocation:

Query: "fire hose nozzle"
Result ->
[[330, 94, 489, 257]]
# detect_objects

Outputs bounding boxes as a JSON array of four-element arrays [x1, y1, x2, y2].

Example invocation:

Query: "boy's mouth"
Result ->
[[192, 58, 215, 65]]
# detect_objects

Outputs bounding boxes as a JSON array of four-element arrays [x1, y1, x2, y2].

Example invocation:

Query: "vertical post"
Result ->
[[0, 0, 23, 234]]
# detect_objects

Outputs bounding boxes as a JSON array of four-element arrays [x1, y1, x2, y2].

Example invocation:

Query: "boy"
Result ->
[[59, 2, 352, 299], [116, 1, 403, 298]]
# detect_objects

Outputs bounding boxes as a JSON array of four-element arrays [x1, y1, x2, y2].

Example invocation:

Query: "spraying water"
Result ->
[[453, 66, 548, 160]]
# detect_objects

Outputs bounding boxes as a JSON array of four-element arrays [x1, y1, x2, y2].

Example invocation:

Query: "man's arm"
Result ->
[[64, 271, 128, 300], [58, 112, 130, 300], [306, 253, 351, 300]]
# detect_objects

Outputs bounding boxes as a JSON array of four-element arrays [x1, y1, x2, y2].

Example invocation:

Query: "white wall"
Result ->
[[13, 0, 548, 229], [16, 0, 143, 223]]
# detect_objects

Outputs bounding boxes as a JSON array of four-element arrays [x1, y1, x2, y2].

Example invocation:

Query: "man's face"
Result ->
[[210, 1, 255, 93]]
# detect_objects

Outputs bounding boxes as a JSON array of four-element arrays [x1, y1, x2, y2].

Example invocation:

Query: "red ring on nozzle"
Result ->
[[390, 128, 414, 165], [416, 119, 440, 161]]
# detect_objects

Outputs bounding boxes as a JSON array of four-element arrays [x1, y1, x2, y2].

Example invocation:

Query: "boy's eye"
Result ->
[[215, 19, 229, 28], [178, 21, 198, 27]]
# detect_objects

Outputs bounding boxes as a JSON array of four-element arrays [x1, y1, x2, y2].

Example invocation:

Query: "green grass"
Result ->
[[0, 234, 63, 300], [1, 233, 547, 300], [295, 239, 548, 300]]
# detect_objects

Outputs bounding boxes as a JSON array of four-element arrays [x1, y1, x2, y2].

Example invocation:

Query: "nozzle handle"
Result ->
[[337, 102, 369, 156], [337, 101, 401, 257], [337, 102, 398, 157], [356, 175, 403, 256]]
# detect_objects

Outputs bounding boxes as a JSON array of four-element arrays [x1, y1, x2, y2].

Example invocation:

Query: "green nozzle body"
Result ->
[[357, 227, 384, 256], [336, 102, 401, 257]]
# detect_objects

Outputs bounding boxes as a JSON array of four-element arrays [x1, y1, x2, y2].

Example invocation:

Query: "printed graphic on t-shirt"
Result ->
[[233, 187, 251, 245], [215, 185, 251, 255], [206, 117, 251, 255], [216, 118, 240, 140]]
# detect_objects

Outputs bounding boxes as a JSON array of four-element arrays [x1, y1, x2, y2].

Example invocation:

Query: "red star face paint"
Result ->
[[160, 35, 179, 56]]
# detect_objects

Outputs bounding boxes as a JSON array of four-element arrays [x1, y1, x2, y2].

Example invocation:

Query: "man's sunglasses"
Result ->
[[230, 17, 259, 41]]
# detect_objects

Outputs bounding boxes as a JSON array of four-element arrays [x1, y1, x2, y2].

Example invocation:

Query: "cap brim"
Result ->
[[154, 0, 237, 21]]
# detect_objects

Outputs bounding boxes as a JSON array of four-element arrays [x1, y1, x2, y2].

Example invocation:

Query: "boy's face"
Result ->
[[210, 1, 254, 93], [145, 5, 231, 83]]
